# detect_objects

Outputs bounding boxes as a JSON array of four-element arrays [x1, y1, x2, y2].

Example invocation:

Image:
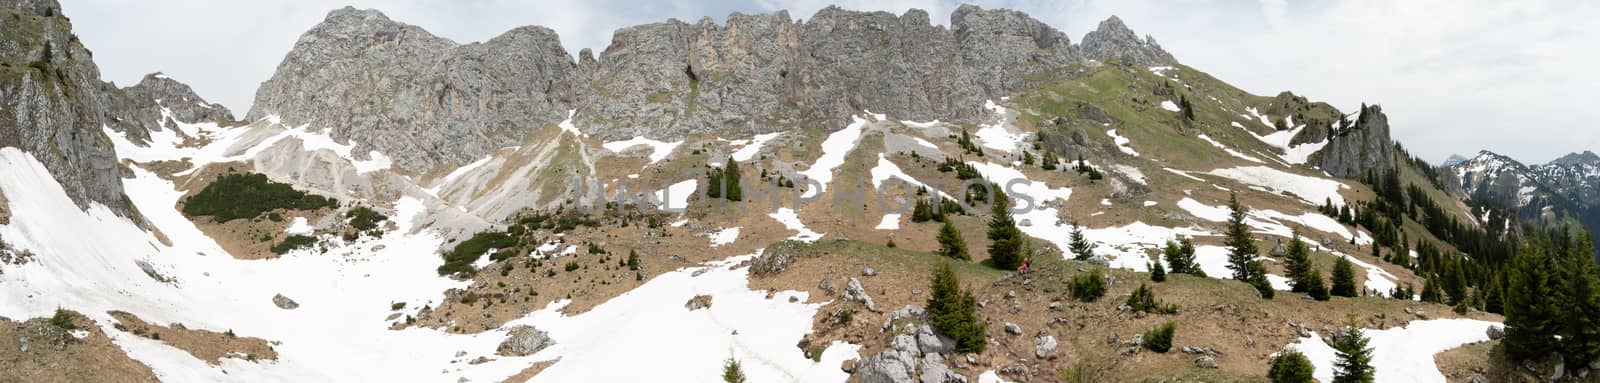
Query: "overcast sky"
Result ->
[[61, 0, 1599, 164]]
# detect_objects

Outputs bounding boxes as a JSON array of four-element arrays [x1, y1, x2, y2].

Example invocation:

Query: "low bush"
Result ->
[[270, 235, 317, 254], [1068, 269, 1107, 302], [182, 173, 336, 222]]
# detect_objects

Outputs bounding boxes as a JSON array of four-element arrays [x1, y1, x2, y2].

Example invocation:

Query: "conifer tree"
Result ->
[[986, 185, 1023, 269], [1284, 230, 1314, 293], [937, 219, 970, 261], [928, 261, 986, 353], [1332, 321, 1374, 383], [1331, 257, 1358, 298], [1150, 261, 1167, 282], [1306, 266, 1330, 301], [724, 159, 742, 201], [1419, 276, 1443, 304], [722, 357, 747, 383], [1504, 236, 1561, 362], [1224, 193, 1260, 281], [1069, 221, 1094, 261], [1560, 230, 1600, 366], [1162, 238, 1206, 277], [1484, 275, 1504, 314]]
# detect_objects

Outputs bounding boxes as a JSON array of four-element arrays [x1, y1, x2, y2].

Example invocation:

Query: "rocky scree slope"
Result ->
[[247, 5, 1177, 174]]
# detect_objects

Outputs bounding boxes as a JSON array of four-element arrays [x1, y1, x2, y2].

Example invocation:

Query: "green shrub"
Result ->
[[1126, 283, 1178, 314], [1068, 269, 1107, 302], [49, 309, 75, 330], [1142, 321, 1175, 353], [564, 260, 580, 272], [1269, 349, 1316, 383], [345, 206, 386, 233], [270, 235, 317, 254], [182, 173, 336, 222], [437, 231, 517, 276]]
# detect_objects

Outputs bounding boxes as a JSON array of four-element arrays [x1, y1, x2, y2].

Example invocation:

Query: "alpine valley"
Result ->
[[2, 1, 1596, 382]]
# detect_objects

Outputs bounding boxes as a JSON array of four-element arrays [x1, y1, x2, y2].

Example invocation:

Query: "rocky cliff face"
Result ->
[[1452, 150, 1600, 239], [105, 73, 236, 144], [1313, 104, 1396, 179], [1078, 16, 1175, 67], [249, 5, 1174, 174], [0, 0, 130, 217]]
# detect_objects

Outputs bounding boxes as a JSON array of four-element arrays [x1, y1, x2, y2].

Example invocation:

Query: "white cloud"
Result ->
[[59, 0, 1600, 163]]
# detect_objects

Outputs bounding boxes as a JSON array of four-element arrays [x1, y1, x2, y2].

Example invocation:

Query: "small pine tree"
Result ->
[[1332, 321, 1375, 383], [1127, 283, 1176, 314], [1419, 276, 1443, 303], [1163, 238, 1205, 277], [928, 261, 986, 353], [724, 159, 742, 201], [1224, 193, 1259, 281], [1331, 257, 1358, 298], [1069, 221, 1094, 261], [1150, 261, 1167, 282], [1143, 321, 1176, 353], [627, 249, 641, 271], [1249, 261, 1276, 299], [1023, 151, 1035, 165], [1284, 230, 1314, 293], [986, 186, 1024, 270], [1269, 349, 1316, 383], [1561, 231, 1600, 366], [722, 357, 747, 383], [937, 219, 970, 261], [911, 199, 934, 222], [1307, 266, 1330, 301]]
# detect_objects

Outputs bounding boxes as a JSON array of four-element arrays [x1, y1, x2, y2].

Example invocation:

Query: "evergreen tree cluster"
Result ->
[[1503, 230, 1600, 367], [706, 159, 743, 201], [183, 172, 339, 222], [927, 261, 986, 353], [1162, 238, 1206, 277]]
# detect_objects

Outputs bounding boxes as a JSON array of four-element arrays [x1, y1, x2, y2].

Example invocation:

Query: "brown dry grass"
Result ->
[[107, 311, 278, 365], [0, 311, 159, 383]]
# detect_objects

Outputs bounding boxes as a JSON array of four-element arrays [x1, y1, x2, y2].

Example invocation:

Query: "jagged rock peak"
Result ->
[[1080, 15, 1176, 66], [1550, 151, 1600, 167], [125, 72, 234, 123]]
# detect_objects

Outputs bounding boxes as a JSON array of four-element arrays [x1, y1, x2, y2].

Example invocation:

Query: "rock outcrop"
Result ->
[[0, 0, 131, 217], [496, 325, 554, 356], [1314, 104, 1395, 179], [249, 5, 1175, 174]]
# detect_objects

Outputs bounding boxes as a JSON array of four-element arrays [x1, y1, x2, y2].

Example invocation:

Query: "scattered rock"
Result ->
[[685, 294, 713, 310], [1048, 301, 1062, 311], [496, 325, 554, 356], [1106, 332, 1119, 345], [749, 241, 796, 276], [1414, 310, 1427, 319], [1004, 323, 1022, 335], [1005, 290, 1016, 299], [819, 279, 835, 296], [1465, 374, 1487, 383], [1194, 356, 1219, 369], [882, 305, 926, 333], [1035, 335, 1058, 359], [844, 277, 878, 312], [1486, 325, 1504, 340], [863, 267, 877, 277], [272, 294, 299, 310]]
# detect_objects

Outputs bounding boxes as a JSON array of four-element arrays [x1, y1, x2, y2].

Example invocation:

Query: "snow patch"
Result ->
[[1291, 319, 1500, 383], [602, 137, 683, 164]]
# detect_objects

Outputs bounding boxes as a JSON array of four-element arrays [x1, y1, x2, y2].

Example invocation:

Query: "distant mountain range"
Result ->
[[1449, 150, 1600, 251]]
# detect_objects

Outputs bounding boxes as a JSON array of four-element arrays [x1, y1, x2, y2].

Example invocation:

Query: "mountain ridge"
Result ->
[[247, 5, 1177, 174]]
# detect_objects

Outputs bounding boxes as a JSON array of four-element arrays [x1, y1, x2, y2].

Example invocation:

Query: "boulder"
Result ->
[[496, 325, 554, 356], [844, 277, 878, 312], [1194, 356, 1219, 369], [1035, 335, 1058, 359], [918, 353, 968, 383], [1004, 323, 1022, 335], [916, 325, 955, 356], [882, 305, 926, 333], [863, 267, 877, 277], [272, 294, 299, 310], [1486, 325, 1504, 340]]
